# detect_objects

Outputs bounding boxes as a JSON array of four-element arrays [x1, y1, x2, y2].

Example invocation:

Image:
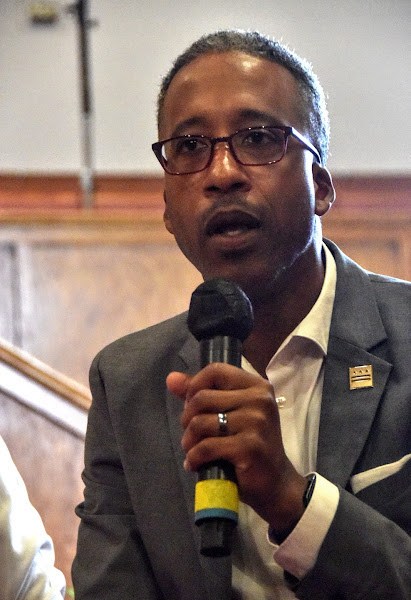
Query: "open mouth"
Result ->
[[205, 210, 261, 237]]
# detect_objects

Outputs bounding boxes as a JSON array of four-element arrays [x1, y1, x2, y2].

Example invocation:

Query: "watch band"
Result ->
[[303, 473, 317, 508]]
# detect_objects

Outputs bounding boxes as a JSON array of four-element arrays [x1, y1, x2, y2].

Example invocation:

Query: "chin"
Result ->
[[202, 269, 257, 299]]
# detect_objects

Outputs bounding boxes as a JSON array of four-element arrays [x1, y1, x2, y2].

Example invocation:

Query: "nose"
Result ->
[[204, 141, 251, 194]]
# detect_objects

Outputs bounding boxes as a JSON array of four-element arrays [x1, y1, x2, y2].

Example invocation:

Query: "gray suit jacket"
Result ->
[[72, 240, 411, 599]]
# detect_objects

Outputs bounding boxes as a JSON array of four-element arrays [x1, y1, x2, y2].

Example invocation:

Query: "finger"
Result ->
[[182, 395, 278, 451], [184, 436, 235, 472], [181, 410, 233, 452], [182, 376, 275, 427], [185, 363, 259, 397], [181, 386, 243, 428], [166, 371, 191, 400]]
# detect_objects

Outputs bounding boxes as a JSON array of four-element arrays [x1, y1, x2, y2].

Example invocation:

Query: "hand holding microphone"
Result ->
[[166, 279, 306, 557]]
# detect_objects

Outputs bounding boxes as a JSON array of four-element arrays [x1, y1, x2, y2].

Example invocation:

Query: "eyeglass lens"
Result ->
[[161, 128, 287, 174]]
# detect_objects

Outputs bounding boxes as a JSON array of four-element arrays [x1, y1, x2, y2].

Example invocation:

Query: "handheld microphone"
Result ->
[[187, 278, 254, 557]]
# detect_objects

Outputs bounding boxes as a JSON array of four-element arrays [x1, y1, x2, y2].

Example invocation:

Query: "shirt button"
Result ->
[[275, 396, 287, 409]]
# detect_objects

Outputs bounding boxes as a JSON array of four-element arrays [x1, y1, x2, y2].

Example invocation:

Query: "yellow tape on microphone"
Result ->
[[194, 479, 239, 524]]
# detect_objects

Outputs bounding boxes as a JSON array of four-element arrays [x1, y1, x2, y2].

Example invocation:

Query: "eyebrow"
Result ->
[[169, 108, 286, 139], [235, 108, 284, 125], [171, 117, 207, 138]]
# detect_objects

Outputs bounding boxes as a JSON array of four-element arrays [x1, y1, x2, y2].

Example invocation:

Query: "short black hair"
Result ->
[[157, 29, 330, 164]]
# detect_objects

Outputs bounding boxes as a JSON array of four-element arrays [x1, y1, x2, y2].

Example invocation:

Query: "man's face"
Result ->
[[160, 51, 332, 302]]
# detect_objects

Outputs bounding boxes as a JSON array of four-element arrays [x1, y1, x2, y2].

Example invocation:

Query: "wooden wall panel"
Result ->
[[335, 238, 402, 279], [0, 218, 204, 384], [0, 245, 15, 340], [322, 216, 410, 280], [17, 240, 201, 384]]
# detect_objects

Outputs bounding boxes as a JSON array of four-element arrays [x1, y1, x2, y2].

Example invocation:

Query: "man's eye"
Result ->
[[242, 130, 280, 146], [174, 138, 204, 154]]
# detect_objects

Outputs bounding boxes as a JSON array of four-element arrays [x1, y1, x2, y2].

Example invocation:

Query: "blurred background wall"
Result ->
[[0, 0, 410, 176]]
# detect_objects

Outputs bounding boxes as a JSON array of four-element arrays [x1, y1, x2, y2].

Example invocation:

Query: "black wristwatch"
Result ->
[[269, 473, 317, 544], [303, 473, 317, 508]]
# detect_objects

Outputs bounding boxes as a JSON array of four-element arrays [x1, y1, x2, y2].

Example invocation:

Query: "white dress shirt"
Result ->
[[0, 435, 66, 600], [232, 243, 339, 599]]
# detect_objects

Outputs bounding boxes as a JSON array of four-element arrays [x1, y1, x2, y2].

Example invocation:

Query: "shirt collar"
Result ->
[[286, 242, 337, 356]]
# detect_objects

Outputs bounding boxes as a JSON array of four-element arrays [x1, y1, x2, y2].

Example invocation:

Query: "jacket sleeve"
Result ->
[[290, 460, 411, 599], [71, 353, 165, 600]]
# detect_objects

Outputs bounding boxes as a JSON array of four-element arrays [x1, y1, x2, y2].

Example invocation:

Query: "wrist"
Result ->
[[269, 473, 317, 544]]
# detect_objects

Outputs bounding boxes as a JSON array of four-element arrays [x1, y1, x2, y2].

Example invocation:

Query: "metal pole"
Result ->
[[68, 0, 96, 209]]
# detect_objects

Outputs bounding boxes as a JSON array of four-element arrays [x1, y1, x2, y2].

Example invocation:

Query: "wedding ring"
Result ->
[[217, 412, 228, 436]]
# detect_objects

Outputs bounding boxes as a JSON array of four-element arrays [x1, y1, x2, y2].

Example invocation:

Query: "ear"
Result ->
[[313, 164, 335, 217], [162, 191, 175, 235]]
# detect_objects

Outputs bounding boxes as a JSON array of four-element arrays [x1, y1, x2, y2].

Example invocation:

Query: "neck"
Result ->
[[242, 245, 325, 377]]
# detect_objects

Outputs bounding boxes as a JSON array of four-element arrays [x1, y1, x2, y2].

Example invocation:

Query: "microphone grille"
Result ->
[[187, 278, 253, 342]]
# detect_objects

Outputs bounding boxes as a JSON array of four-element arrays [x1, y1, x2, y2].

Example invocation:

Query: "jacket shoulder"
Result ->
[[367, 272, 411, 325], [97, 311, 189, 361]]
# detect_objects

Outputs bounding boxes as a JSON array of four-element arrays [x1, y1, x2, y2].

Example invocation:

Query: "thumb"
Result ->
[[166, 371, 191, 400]]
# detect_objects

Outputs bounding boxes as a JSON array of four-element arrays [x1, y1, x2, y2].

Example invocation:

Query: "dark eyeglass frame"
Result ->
[[152, 125, 322, 175]]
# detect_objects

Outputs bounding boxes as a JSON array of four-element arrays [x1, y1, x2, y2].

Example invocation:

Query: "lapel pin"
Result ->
[[349, 365, 374, 390]]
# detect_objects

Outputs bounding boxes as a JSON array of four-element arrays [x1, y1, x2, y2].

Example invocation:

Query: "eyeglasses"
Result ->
[[152, 125, 321, 175]]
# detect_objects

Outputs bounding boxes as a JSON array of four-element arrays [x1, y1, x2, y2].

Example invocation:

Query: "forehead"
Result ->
[[160, 51, 305, 137]]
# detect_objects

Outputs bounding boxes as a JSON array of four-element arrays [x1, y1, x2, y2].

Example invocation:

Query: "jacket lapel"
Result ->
[[166, 329, 199, 522], [317, 241, 392, 487], [318, 340, 392, 486]]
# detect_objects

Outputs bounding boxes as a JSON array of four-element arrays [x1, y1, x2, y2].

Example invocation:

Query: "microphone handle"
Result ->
[[200, 336, 242, 368], [195, 335, 241, 557]]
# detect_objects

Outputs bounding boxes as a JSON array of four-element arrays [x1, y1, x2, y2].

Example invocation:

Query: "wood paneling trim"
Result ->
[[331, 175, 411, 211], [0, 337, 91, 412], [0, 173, 410, 213], [0, 173, 164, 210], [0, 208, 409, 232]]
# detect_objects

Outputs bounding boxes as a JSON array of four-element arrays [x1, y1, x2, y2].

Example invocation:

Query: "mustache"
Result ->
[[202, 194, 257, 220]]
